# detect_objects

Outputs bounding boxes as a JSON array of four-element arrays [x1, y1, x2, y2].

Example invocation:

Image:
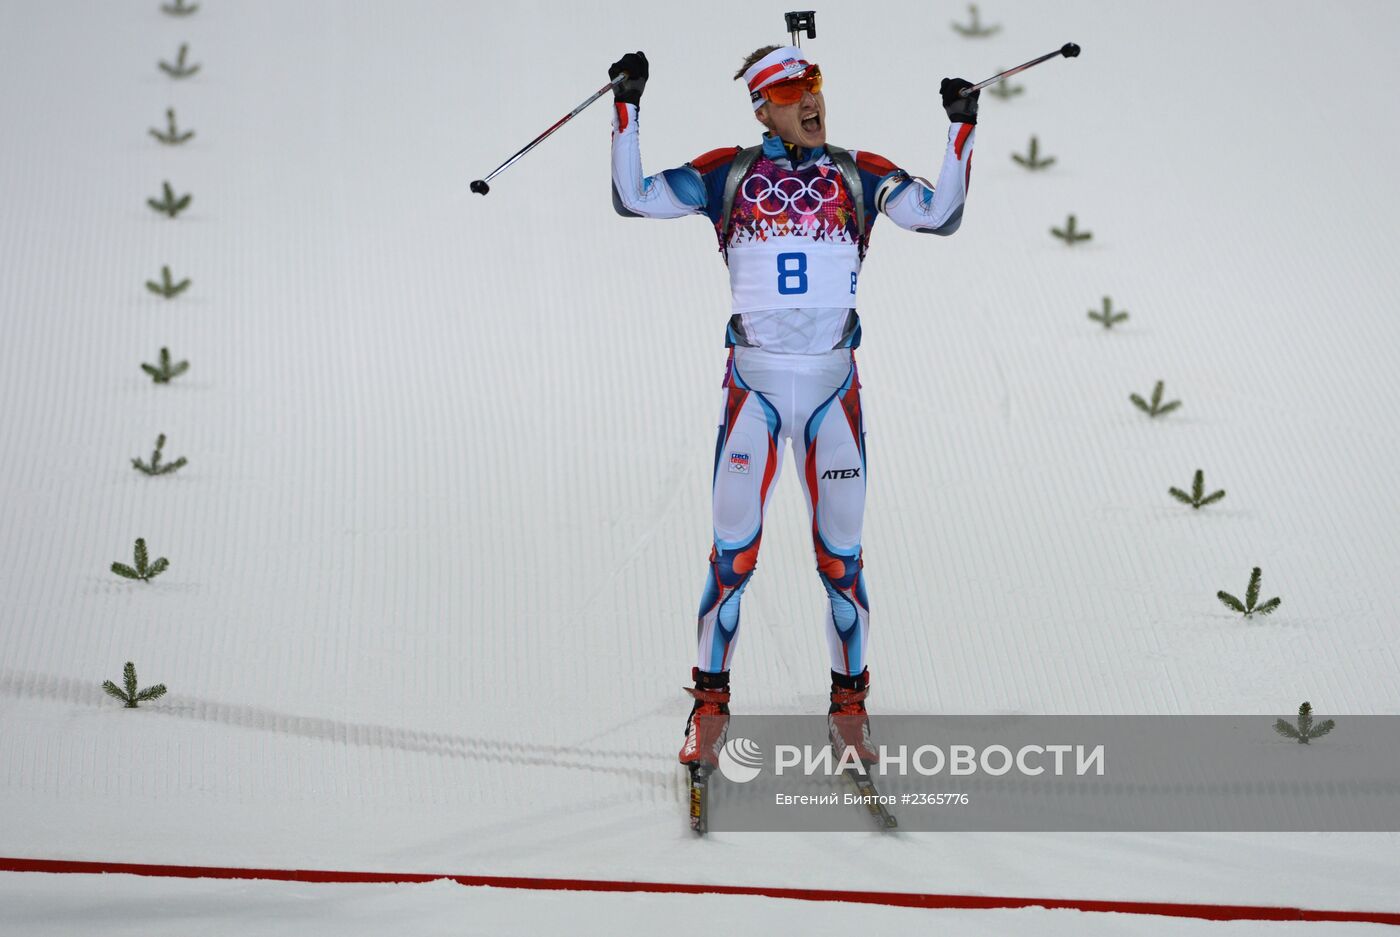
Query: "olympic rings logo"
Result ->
[[740, 172, 843, 216]]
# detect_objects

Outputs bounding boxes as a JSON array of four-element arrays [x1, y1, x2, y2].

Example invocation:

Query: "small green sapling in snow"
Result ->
[[149, 109, 194, 145], [1088, 296, 1128, 329], [1217, 567, 1281, 618], [952, 4, 1000, 37], [1273, 702, 1334, 744], [1169, 469, 1224, 509], [1012, 136, 1055, 170], [1131, 380, 1180, 417], [111, 537, 169, 583], [102, 662, 167, 708], [141, 347, 190, 384], [159, 43, 201, 79], [147, 181, 192, 218], [132, 434, 187, 476], [987, 73, 1024, 99], [1052, 214, 1092, 245], [146, 265, 191, 299]]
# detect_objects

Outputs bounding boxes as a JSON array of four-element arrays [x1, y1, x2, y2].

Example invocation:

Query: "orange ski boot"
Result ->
[[828, 667, 878, 765], [679, 667, 731, 771]]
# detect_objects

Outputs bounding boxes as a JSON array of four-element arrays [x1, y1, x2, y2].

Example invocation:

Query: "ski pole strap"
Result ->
[[684, 685, 732, 704]]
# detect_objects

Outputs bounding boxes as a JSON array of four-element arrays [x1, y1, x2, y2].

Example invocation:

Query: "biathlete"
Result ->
[[608, 45, 978, 769]]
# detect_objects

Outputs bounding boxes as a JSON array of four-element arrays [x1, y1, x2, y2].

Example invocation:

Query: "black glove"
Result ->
[[608, 51, 649, 106], [940, 77, 979, 124]]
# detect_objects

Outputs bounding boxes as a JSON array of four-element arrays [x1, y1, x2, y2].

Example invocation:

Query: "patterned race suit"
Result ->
[[611, 100, 973, 677]]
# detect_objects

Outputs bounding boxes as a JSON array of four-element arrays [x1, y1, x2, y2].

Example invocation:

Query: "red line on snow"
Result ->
[[2, 856, 1397, 926]]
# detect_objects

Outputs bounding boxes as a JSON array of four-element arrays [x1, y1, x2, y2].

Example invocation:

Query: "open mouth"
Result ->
[[801, 112, 822, 134]]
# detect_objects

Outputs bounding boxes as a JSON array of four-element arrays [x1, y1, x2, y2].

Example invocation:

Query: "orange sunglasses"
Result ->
[[759, 64, 823, 105]]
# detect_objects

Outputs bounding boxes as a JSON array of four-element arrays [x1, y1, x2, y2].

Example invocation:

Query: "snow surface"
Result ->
[[2, 0, 1399, 933]]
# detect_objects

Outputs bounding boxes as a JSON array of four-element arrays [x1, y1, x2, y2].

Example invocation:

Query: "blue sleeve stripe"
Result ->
[[884, 178, 913, 206], [660, 166, 707, 210]]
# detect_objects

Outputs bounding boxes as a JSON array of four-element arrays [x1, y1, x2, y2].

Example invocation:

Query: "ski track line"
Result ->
[[0, 671, 667, 783], [1, 857, 1397, 926]]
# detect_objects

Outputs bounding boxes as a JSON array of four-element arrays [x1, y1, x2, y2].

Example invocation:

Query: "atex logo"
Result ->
[[821, 467, 860, 479], [718, 737, 764, 783]]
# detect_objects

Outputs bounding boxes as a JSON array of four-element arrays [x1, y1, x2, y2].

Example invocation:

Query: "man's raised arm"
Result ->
[[609, 51, 711, 219], [870, 77, 980, 236]]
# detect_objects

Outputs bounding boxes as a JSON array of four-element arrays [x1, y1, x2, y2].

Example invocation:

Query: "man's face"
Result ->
[[757, 86, 826, 149]]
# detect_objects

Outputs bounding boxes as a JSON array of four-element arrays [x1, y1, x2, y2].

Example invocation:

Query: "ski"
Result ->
[[843, 768, 898, 830], [688, 764, 711, 835]]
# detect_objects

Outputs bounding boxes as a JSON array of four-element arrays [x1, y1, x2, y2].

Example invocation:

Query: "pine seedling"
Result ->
[[1012, 136, 1055, 170], [988, 72, 1024, 100], [1130, 380, 1180, 417], [161, 0, 199, 14], [1169, 469, 1225, 509], [146, 265, 191, 299], [1088, 296, 1128, 328], [1217, 567, 1281, 618], [111, 537, 170, 583], [147, 181, 192, 218], [102, 662, 167, 708], [952, 4, 1001, 37], [149, 108, 195, 145], [141, 347, 190, 384], [1052, 214, 1092, 245], [158, 43, 201, 79], [132, 434, 188, 476], [1273, 702, 1334, 744]]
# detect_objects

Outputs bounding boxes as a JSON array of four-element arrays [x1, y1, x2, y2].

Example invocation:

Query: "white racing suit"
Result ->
[[611, 100, 974, 677]]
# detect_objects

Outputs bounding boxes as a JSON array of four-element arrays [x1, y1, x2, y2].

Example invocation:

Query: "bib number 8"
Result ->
[[776, 252, 808, 295]]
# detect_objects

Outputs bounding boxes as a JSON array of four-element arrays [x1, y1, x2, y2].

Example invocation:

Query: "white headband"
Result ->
[[742, 45, 813, 111]]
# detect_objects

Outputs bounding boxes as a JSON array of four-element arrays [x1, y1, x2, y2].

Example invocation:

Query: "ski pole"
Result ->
[[470, 74, 626, 195], [961, 42, 1080, 96]]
